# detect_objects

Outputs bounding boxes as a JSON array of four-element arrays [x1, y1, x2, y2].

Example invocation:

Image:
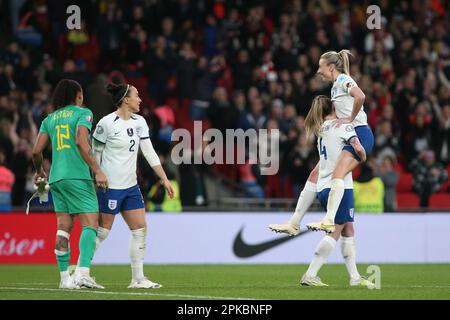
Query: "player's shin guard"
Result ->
[[78, 226, 97, 269], [55, 230, 71, 273], [324, 179, 345, 223], [289, 181, 316, 225], [95, 227, 110, 251], [305, 236, 336, 277], [129, 227, 146, 281], [341, 236, 360, 281]]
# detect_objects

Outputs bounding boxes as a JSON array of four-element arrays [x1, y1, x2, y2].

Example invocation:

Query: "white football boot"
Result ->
[[268, 223, 300, 236], [75, 275, 105, 289], [350, 277, 376, 289], [128, 277, 162, 289], [306, 219, 335, 233], [59, 275, 80, 289], [300, 274, 329, 287]]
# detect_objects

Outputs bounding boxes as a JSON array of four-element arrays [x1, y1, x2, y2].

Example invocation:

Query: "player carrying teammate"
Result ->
[[270, 49, 373, 234], [90, 83, 174, 289], [32, 79, 107, 289], [298, 95, 374, 288]]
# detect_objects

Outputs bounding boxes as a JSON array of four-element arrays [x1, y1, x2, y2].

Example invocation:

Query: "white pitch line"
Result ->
[[0, 287, 256, 300], [410, 285, 450, 289]]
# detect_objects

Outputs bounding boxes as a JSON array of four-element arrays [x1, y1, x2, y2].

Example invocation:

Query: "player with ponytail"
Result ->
[[270, 49, 373, 234]]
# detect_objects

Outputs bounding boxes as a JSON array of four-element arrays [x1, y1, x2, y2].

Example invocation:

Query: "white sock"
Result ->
[[305, 236, 336, 277], [289, 181, 316, 225], [95, 227, 110, 251], [324, 179, 345, 222], [129, 227, 146, 281], [341, 236, 360, 280]]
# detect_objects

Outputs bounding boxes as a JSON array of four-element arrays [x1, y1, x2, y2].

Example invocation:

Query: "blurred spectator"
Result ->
[[233, 49, 253, 91], [353, 161, 385, 213], [374, 120, 400, 163], [410, 150, 449, 207], [189, 56, 223, 120], [239, 97, 267, 130], [98, 0, 124, 71], [378, 155, 400, 212], [178, 149, 208, 206], [285, 132, 316, 198], [147, 165, 182, 212], [0, 148, 15, 212], [433, 103, 450, 165], [408, 101, 434, 159], [208, 86, 239, 133], [239, 160, 264, 199], [144, 35, 175, 104], [176, 42, 197, 103]]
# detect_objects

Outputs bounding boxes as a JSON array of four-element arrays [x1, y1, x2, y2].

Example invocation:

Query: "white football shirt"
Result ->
[[331, 74, 368, 127], [316, 120, 357, 192], [93, 112, 157, 189]]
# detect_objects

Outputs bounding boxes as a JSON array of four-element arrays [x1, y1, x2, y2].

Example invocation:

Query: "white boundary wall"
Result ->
[[92, 212, 450, 264]]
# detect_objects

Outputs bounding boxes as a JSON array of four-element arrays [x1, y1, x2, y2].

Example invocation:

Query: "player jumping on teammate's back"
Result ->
[[269, 49, 374, 234], [32, 79, 107, 289], [276, 95, 373, 288], [89, 83, 174, 289]]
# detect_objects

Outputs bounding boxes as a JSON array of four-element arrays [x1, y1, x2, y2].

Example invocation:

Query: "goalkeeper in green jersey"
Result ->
[[32, 79, 108, 289]]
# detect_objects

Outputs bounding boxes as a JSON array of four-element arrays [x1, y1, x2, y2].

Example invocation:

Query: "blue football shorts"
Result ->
[[317, 188, 354, 225], [98, 184, 145, 215]]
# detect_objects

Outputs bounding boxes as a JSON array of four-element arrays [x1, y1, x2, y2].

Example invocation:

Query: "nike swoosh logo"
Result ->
[[233, 227, 310, 258], [114, 131, 120, 135]]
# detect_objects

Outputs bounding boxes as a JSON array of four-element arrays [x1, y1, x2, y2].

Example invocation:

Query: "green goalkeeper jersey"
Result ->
[[39, 105, 94, 184]]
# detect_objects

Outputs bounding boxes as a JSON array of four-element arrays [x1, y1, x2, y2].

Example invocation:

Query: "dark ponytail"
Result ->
[[52, 79, 82, 109], [106, 83, 130, 107]]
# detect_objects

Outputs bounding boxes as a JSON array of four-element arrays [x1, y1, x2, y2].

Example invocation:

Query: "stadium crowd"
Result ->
[[0, 0, 449, 211]]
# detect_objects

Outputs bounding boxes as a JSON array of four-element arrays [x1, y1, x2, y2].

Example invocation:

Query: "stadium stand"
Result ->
[[0, 0, 449, 211]]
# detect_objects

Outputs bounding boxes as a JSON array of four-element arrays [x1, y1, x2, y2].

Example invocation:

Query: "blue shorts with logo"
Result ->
[[317, 188, 354, 225], [342, 125, 374, 161], [98, 184, 145, 215]]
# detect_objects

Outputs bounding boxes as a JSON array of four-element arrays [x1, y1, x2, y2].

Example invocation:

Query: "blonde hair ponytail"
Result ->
[[338, 49, 352, 75], [320, 49, 353, 75], [304, 95, 332, 139]]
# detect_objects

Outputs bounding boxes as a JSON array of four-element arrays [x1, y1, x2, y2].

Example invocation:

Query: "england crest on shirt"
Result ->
[[108, 199, 117, 210]]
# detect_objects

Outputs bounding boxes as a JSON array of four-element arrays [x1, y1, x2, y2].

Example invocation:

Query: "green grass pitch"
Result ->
[[0, 264, 449, 300]]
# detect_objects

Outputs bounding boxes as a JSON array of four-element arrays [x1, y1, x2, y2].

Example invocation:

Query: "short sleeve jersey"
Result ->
[[316, 120, 357, 192], [92, 112, 151, 189], [331, 74, 368, 127], [39, 105, 93, 183]]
